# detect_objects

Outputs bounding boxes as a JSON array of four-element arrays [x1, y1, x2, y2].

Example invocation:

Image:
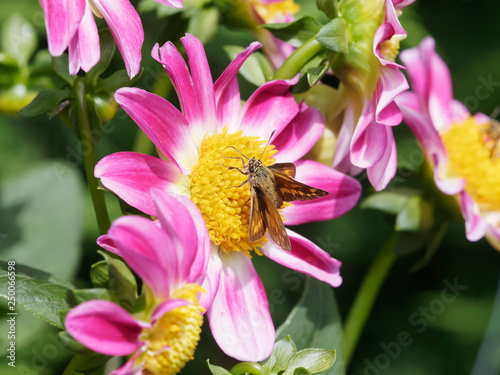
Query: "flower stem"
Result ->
[[230, 362, 267, 375], [273, 38, 323, 80], [343, 232, 398, 366], [73, 78, 111, 235]]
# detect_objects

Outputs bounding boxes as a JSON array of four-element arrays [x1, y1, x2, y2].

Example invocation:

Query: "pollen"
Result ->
[[188, 128, 277, 255], [441, 116, 500, 212], [141, 284, 205, 375], [380, 34, 404, 63], [252, 0, 300, 23]]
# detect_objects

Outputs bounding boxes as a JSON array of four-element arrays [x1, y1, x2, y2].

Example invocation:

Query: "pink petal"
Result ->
[[152, 42, 207, 144], [41, 0, 85, 56], [68, 2, 100, 74], [153, 0, 183, 8], [207, 252, 274, 361], [65, 300, 146, 356], [393, 0, 416, 10], [282, 160, 361, 225], [460, 192, 488, 242], [197, 245, 222, 311], [262, 230, 342, 287], [350, 100, 387, 168], [214, 41, 262, 129], [115, 88, 198, 174], [375, 66, 407, 126], [383, 0, 406, 36], [332, 105, 364, 176], [92, 0, 144, 78], [273, 102, 324, 163], [97, 234, 122, 257], [95, 152, 188, 216], [152, 299, 191, 323], [151, 190, 210, 283], [367, 127, 397, 191], [373, 23, 404, 68], [237, 79, 299, 139]]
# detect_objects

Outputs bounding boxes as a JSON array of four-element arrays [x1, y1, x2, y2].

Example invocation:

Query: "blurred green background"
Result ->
[[1, 0, 500, 374]]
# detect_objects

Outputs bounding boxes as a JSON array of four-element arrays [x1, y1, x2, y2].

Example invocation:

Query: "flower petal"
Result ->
[[95, 152, 188, 217], [152, 299, 191, 323], [375, 66, 407, 126], [115, 88, 198, 174], [68, 2, 99, 74], [197, 244, 222, 310], [282, 160, 361, 225], [461, 192, 488, 242], [65, 300, 146, 356], [153, 0, 183, 8], [91, 0, 144, 78], [41, 0, 85, 56], [367, 126, 397, 191], [207, 252, 274, 361], [273, 102, 324, 163], [262, 230, 342, 287]]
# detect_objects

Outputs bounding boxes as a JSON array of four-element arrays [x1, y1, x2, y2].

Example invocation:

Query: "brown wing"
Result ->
[[249, 186, 291, 251], [268, 162, 296, 178], [272, 171, 329, 202]]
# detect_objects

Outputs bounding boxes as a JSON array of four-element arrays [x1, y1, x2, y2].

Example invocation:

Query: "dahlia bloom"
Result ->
[[396, 36, 500, 250], [331, 0, 414, 191], [95, 34, 361, 361], [65, 191, 211, 374], [40, 0, 182, 78]]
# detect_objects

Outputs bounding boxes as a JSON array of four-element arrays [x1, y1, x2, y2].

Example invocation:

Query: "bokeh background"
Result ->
[[1, 0, 500, 374]]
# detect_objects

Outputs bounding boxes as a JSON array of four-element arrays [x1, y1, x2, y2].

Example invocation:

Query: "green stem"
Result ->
[[230, 362, 267, 375], [74, 78, 111, 235], [343, 232, 398, 366], [273, 38, 324, 80]]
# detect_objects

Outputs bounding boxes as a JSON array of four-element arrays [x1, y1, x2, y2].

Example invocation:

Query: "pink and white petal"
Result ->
[[214, 41, 262, 129], [434, 169, 465, 196], [109, 215, 178, 297], [95, 152, 188, 217], [367, 127, 397, 191], [41, 0, 85, 56], [115, 88, 198, 174], [486, 226, 500, 252], [151, 190, 210, 283], [91, 0, 144, 78], [351, 101, 387, 168], [282, 160, 361, 225], [400, 45, 428, 102], [68, 3, 100, 74], [97, 234, 122, 257], [152, 299, 191, 323], [273, 102, 324, 163], [197, 244, 222, 310], [181, 34, 217, 132], [65, 300, 147, 356], [332, 105, 360, 174], [384, 0, 406, 36], [237, 79, 299, 138], [393, 0, 416, 10], [152, 43, 207, 145], [262, 230, 342, 287], [110, 352, 143, 375], [375, 66, 407, 126], [153, 0, 183, 8], [207, 252, 274, 361], [460, 192, 488, 242]]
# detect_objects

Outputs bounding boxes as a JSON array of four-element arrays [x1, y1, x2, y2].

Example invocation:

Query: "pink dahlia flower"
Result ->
[[396, 36, 500, 250], [333, 0, 414, 191], [65, 191, 211, 374], [40, 0, 182, 78], [95, 33, 361, 361]]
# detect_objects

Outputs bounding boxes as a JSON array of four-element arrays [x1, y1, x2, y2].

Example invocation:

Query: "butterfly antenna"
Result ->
[[220, 146, 249, 160], [258, 130, 276, 160]]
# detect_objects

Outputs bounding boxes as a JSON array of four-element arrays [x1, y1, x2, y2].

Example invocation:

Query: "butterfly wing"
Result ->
[[269, 162, 296, 178], [272, 171, 329, 202], [249, 185, 291, 251]]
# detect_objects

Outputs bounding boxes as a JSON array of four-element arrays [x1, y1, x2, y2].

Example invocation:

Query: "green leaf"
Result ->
[[58, 331, 93, 354], [62, 353, 111, 375], [395, 196, 434, 232], [277, 278, 345, 375], [1, 14, 37, 66], [73, 288, 115, 304], [307, 61, 330, 86], [52, 54, 76, 85], [224, 46, 273, 86], [316, 0, 338, 19], [360, 191, 412, 215], [90, 260, 110, 288], [206, 360, 233, 375], [187, 7, 220, 44], [261, 16, 323, 47], [294, 368, 312, 375], [315, 18, 349, 54], [260, 336, 297, 374], [0, 262, 74, 328], [19, 88, 72, 117], [95, 69, 140, 92], [284, 349, 336, 375], [87, 29, 116, 85]]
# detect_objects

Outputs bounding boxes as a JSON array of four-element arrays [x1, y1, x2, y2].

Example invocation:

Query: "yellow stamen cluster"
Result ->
[[380, 34, 404, 63], [252, 0, 300, 23], [189, 128, 277, 255], [441, 116, 500, 212], [141, 284, 205, 375]]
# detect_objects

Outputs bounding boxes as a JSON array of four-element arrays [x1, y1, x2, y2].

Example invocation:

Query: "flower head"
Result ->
[[396, 36, 500, 250], [65, 192, 211, 374], [95, 33, 361, 361], [40, 0, 182, 78]]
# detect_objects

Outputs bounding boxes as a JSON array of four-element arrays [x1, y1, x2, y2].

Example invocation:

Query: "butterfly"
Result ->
[[222, 133, 329, 251]]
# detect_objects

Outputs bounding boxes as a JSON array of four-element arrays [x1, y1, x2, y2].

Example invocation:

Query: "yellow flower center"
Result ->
[[188, 128, 278, 255], [140, 284, 205, 375], [380, 34, 404, 63], [252, 0, 300, 23], [441, 116, 500, 212]]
